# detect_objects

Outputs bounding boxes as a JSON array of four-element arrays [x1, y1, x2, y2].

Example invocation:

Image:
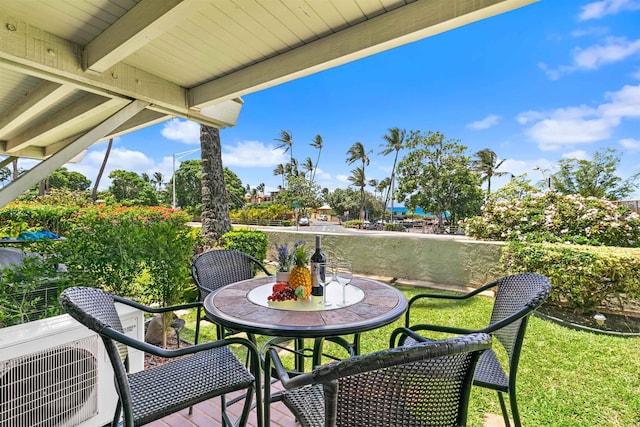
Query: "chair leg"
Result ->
[[111, 400, 122, 427], [497, 391, 511, 427], [509, 389, 522, 427], [194, 306, 202, 345]]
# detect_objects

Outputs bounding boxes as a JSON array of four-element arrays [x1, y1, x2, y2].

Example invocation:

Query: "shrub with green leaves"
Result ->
[[463, 191, 640, 247], [0, 204, 78, 236], [220, 228, 268, 263], [60, 205, 196, 305], [0, 255, 68, 327], [501, 241, 640, 310]]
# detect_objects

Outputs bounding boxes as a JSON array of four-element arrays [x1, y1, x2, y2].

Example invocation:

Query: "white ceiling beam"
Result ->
[[102, 109, 172, 142], [5, 95, 126, 152], [83, 0, 202, 73], [0, 100, 149, 208], [189, 0, 537, 107], [0, 14, 241, 128], [0, 81, 76, 138]]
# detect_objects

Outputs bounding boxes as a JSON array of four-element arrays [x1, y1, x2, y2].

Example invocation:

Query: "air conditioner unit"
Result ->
[[0, 303, 144, 427]]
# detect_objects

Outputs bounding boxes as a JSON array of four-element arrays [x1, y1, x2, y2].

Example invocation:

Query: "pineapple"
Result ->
[[289, 244, 311, 298]]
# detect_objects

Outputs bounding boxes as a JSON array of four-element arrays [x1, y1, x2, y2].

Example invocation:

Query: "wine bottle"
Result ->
[[310, 235, 326, 298]]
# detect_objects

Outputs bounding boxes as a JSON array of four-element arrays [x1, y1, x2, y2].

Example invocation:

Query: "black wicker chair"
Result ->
[[390, 272, 551, 427], [191, 249, 272, 344], [59, 286, 263, 427], [264, 333, 491, 427]]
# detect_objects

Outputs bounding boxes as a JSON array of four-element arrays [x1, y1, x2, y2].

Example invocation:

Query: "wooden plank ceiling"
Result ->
[[0, 0, 536, 205]]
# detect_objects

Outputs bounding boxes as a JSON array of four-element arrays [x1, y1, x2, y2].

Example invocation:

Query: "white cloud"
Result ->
[[222, 140, 288, 167], [620, 137, 640, 150], [516, 110, 545, 125], [599, 84, 640, 117], [579, 0, 640, 21], [562, 150, 590, 160], [67, 148, 158, 190], [571, 26, 609, 37], [466, 114, 501, 130], [541, 37, 640, 79], [335, 174, 350, 184], [160, 119, 200, 144], [519, 83, 640, 150]]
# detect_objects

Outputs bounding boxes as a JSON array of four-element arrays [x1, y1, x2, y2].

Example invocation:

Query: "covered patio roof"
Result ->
[[0, 0, 536, 206]]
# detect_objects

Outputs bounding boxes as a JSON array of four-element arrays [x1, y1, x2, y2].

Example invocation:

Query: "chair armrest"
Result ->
[[265, 346, 316, 390], [102, 326, 257, 359], [405, 281, 499, 327], [113, 294, 202, 314], [390, 324, 480, 347]]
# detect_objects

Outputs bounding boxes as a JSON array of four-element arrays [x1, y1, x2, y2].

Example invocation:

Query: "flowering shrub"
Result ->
[[60, 205, 195, 305], [463, 191, 640, 247]]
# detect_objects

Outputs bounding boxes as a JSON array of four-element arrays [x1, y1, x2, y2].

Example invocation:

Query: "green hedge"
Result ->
[[0, 205, 78, 236], [501, 241, 640, 310], [220, 228, 268, 264]]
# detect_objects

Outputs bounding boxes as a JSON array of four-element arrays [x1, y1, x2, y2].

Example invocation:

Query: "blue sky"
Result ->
[[63, 0, 640, 199]]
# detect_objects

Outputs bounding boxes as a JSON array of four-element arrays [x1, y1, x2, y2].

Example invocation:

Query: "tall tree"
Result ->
[[472, 148, 508, 195], [302, 157, 314, 180], [377, 177, 391, 203], [368, 178, 379, 199], [108, 170, 158, 205], [347, 166, 367, 219], [174, 159, 245, 211], [379, 127, 406, 221], [274, 130, 294, 173], [153, 172, 165, 190], [273, 163, 286, 189], [310, 134, 323, 183], [550, 148, 639, 200], [396, 131, 483, 226], [48, 168, 91, 191], [92, 138, 113, 202], [200, 125, 230, 246], [346, 141, 372, 220]]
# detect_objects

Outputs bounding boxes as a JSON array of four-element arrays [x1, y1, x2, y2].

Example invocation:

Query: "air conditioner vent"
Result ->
[[0, 335, 98, 427]]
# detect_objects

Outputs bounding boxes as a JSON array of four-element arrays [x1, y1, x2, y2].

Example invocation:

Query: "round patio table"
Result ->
[[203, 275, 407, 339]]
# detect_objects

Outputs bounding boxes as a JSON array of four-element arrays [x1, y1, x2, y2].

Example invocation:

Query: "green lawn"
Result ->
[[178, 286, 640, 427]]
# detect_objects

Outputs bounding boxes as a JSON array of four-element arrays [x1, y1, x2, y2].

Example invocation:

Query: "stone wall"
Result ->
[[262, 230, 504, 288]]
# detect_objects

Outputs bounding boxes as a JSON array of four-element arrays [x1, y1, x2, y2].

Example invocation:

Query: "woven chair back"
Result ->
[[59, 287, 129, 363], [191, 250, 262, 300], [317, 334, 491, 427], [490, 273, 551, 359]]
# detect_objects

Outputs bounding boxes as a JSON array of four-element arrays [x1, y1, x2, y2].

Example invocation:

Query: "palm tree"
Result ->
[[302, 157, 314, 180], [141, 172, 150, 183], [153, 172, 164, 190], [377, 177, 391, 203], [379, 128, 406, 221], [200, 125, 230, 247], [368, 178, 379, 199], [257, 183, 265, 196], [274, 130, 294, 172], [310, 134, 323, 183], [92, 138, 113, 202], [346, 141, 372, 220], [273, 164, 286, 188], [472, 148, 508, 195], [348, 167, 367, 219]]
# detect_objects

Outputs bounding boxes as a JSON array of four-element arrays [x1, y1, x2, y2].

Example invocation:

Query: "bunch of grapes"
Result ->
[[268, 286, 298, 302]]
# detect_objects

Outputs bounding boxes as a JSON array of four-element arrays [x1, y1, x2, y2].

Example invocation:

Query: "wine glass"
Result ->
[[334, 262, 352, 307], [317, 262, 333, 306]]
